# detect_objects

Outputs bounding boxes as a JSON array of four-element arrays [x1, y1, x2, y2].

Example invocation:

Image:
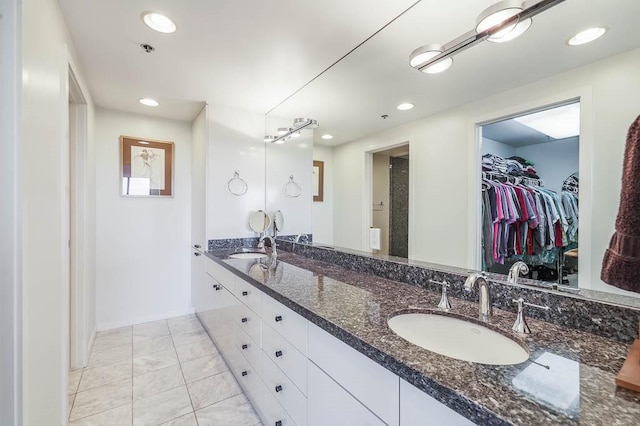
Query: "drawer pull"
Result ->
[[213, 284, 221, 291], [275, 421, 282, 426], [242, 344, 248, 350], [241, 371, 248, 377], [242, 291, 248, 296], [241, 317, 248, 323], [193, 252, 201, 256], [275, 315, 283, 322], [275, 350, 283, 358], [275, 385, 282, 392], [194, 244, 202, 249]]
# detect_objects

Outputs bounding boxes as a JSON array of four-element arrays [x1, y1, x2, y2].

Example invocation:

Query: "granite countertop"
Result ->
[[205, 249, 640, 425]]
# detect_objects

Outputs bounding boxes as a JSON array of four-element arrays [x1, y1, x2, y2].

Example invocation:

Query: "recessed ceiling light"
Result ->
[[321, 134, 333, 140], [142, 12, 176, 34], [514, 103, 580, 139], [139, 98, 159, 107], [567, 27, 607, 46], [397, 103, 414, 111]]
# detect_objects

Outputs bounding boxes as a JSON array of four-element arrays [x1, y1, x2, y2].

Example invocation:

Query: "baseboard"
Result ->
[[96, 306, 196, 331]]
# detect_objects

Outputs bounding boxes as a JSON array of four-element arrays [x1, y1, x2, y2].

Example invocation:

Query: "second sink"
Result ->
[[388, 312, 529, 365]]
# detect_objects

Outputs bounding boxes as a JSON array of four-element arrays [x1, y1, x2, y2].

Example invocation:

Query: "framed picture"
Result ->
[[313, 160, 324, 202], [120, 136, 174, 197]]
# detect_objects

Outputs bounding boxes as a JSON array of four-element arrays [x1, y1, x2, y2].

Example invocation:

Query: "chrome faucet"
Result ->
[[507, 261, 529, 284], [464, 273, 492, 322], [258, 235, 277, 256]]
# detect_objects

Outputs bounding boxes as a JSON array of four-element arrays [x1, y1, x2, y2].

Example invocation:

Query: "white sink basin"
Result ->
[[229, 252, 267, 259], [388, 313, 529, 365]]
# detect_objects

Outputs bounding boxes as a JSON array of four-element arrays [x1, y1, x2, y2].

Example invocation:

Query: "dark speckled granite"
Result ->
[[275, 240, 640, 344], [205, 249, 640, 426]]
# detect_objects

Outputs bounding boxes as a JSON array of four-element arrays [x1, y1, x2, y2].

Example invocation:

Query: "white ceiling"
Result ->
[[266, 0, 640, 146], [58, 0, 420, 121]]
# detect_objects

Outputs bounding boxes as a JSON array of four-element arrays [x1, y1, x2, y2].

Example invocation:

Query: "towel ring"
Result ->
[[227, 170, 248, 196], [283, 175, 302, 198]]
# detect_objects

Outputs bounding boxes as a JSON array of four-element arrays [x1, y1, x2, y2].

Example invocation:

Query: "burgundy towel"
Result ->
[[601, 115, 640, 292]]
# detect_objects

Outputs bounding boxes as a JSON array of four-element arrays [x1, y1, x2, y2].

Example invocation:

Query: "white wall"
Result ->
[[207, 104, 266, 239], [1, 0, 22, 424], [21, 0, 96, 422], [481, 137, 515, 158], [332, 48, 640, 298], [516, 137, 579, 194], [191, 106, 207, 247], [95, 108, 193, 329], [312, 144, 334, 244]]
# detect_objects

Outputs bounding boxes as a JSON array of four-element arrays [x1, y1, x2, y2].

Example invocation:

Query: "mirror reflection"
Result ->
[[264, 0, 640, 302]]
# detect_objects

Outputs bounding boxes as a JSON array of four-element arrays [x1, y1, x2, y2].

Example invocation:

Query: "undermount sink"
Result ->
[[388, 313, 529, 365], [229, 252, 268, 259]]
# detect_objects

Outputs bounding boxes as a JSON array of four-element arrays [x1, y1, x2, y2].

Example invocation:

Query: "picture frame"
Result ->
[[120, 136, 175, 197], [313, 160, 324, 202]]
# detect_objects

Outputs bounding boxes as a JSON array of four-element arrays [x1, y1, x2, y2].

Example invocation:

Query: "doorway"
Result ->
[[478, 100, 580, 287], [372, 145, 409, 257]]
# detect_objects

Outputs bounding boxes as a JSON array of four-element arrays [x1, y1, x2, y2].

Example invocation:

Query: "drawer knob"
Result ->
[[275, 350, 283, 358], [242, 291, 248, 296], [275, 315, 283, 322], [241, 371, 248, 377], [213, 284, 221, 291], [193, 252, 201, 256], [194, 244, 202, 249], [241, 317, 248, 323], [275, 421, 282, 426], [275, 385, 282, 393], [242, 344, 248, 350]]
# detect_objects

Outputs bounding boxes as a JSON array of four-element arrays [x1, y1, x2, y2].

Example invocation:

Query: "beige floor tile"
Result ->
[[187, 371, 241, 410], [181, 354, 228, 383], [133, 335, 173, 357], [87, 343, 132, 368], [79, 359, 132, 392], [133, 348, 178, 376], [172, 330, 210, 348], [68, 393, 75, 420], [133, 320, 169, 342], [159, 412, 198, 426], [133, 386, 192, 426], [96, 326, 131, 338], [133, 364, 185, 401], [70, 378, 132, 421], [195, 394, 259, 426], [167, 314, 196, 325], [168, 318, 203, 336], [69, 403, 132, 425], [93, 331, 132, 352], [69, 369, 83, 395], [175, 338, 218, 364]]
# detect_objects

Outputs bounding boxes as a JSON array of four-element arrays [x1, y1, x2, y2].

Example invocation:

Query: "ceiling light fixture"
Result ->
[[265, 118, 319, 144], [397, 103, 415, 111], [321, 134, 333, 140], [142, 12, 176, 34], [139, 98, 159, 107], [567, 27, 607, 46], [410, 0, 564, 74]]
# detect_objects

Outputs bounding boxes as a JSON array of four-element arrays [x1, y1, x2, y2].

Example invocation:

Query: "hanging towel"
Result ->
[[601, 115, 640, 293]]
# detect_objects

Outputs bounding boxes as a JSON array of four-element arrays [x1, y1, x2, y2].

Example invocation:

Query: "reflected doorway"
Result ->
[[479, 101, 580, 287], [372, 145, 409, 257]]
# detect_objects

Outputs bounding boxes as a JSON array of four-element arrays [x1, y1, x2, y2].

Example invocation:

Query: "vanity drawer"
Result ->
[[230, 348, 260, 405], [235, 278, 262, 316], [235, 323, 261, 372], [205, 259, 237, 293], [234, 303, 261, 345], [262, 294, 308, 355], [261, 351, 307, 426], [263, 322, 307, 395], [308, 322, 399, 426], [258, 380, 296, 426]]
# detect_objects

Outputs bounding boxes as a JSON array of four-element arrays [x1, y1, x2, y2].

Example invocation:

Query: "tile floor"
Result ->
[[68, 314, 261, 426]]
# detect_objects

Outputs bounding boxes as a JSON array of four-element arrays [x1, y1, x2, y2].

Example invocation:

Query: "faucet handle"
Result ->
[[511, 298, 550, 334], [429, 280, 452, 310]]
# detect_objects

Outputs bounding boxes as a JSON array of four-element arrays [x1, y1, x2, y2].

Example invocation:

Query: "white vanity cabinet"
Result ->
[[400, 379, 475, 426]]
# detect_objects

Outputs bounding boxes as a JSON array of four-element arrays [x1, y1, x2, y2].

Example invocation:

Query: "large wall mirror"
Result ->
[[263, 0, 640, 305]]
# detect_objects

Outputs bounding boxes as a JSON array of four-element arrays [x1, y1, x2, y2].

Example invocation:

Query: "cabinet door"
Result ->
[[190, 248, 204, 313], [400, 379, 475, 426], [308, 361, 385, 426]]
